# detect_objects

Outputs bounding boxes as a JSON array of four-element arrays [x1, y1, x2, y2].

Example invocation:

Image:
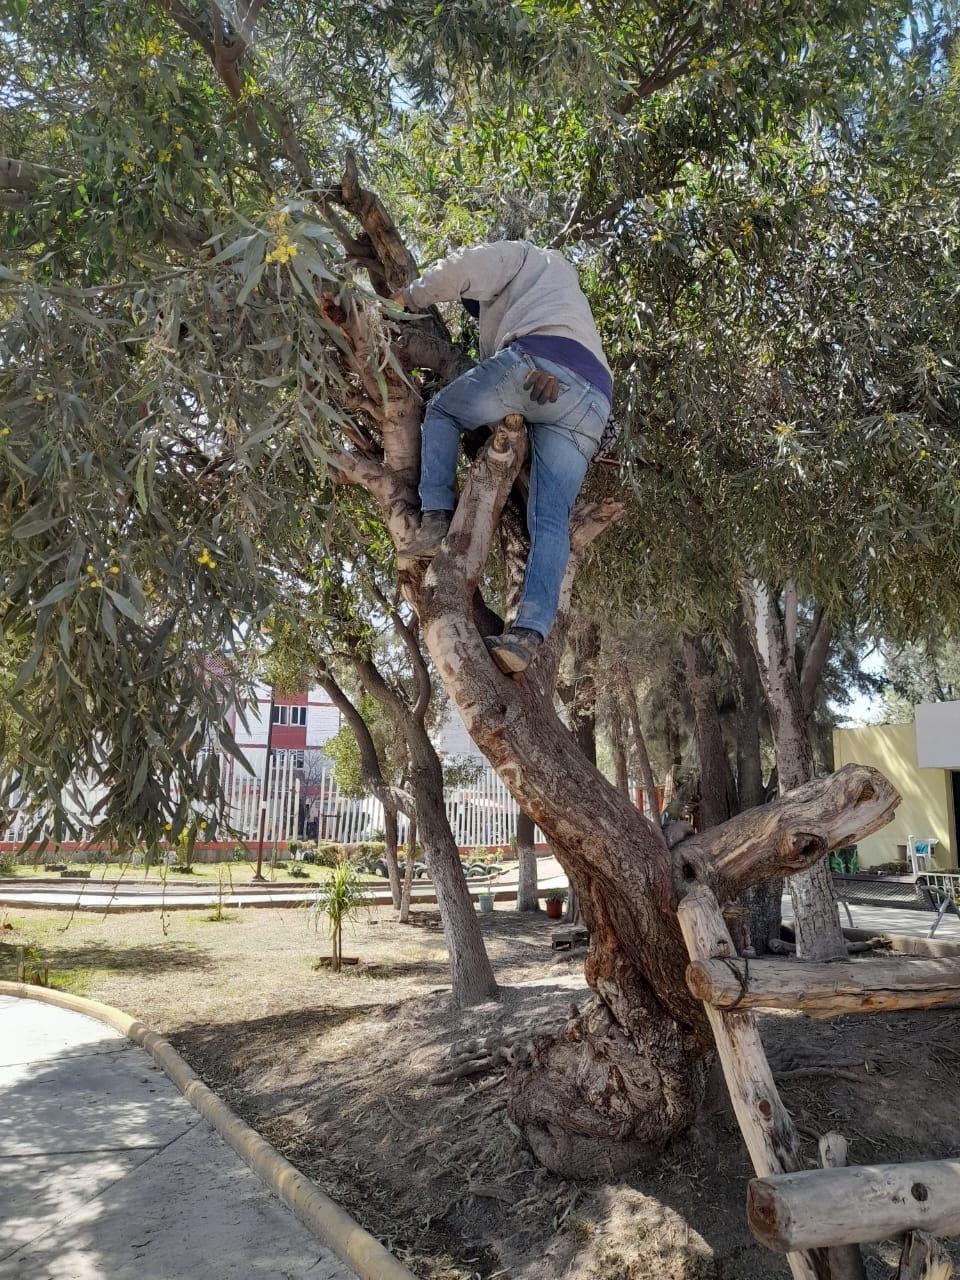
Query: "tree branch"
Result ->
[[800, 607, 832, 718], [673, 764, 900, 902], [422, 415, 529, 593], [316, 665, 412, 819]]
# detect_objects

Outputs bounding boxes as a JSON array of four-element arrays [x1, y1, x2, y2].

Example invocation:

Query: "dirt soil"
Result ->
[[4, 903, 960, 1279]]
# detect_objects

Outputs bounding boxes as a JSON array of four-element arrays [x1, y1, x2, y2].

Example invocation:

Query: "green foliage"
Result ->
[[3, 0, 960, 854]]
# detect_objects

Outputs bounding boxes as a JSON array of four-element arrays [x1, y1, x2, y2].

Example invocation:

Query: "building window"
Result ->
[[276, 749, 305, 770], [271, 704, 306, 726]]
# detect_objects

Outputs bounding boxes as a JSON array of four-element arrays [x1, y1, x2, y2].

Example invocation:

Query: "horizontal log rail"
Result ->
[[685, 955, 960, 1018], [748, 1160, 960, 1253]]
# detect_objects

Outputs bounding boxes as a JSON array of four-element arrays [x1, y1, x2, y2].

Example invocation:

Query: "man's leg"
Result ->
[[515, 424, 590, 637], [486, 424, 589, 673]]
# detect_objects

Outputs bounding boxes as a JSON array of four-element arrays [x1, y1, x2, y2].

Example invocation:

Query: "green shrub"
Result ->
[[346, 842, 387, 872], [289, 865, 309, 879], [0, 852, 16, 876], [301, 841, 342, 867]]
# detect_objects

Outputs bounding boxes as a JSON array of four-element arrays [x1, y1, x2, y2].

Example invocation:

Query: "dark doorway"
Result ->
[[952, 772, 960, 867]]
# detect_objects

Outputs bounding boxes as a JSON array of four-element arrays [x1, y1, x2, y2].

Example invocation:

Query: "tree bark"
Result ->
[[399, 816, 416, 924], [682, 633, 735, 830], [621, 676, 660, 822], [383, 802, 402, 912], [741, 583, 846, 962], [730, 609, 781, 953], [407, 724, 499, 1005], [516, 810, 540, 912]]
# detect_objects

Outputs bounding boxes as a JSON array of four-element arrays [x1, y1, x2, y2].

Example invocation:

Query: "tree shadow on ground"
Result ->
[[0, 937, 211, 981]]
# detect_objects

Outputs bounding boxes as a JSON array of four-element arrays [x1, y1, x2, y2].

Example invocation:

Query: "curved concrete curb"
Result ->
[[0, 982, 416, 1280]]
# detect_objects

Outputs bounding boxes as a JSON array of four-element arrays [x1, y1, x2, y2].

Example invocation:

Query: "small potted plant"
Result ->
[[544, 887, 567, 919], [476, 887, 495, 913]]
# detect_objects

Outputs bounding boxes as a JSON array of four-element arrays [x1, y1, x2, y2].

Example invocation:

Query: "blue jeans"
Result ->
[[420, 346, 610, 637]]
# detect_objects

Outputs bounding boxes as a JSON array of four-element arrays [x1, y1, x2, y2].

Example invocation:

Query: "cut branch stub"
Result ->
[[675, 764, 900, 902], [427, 415, 528, 593]]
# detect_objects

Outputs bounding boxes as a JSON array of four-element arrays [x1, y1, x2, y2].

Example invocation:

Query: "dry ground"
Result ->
[[3, 903, 960, 1279]]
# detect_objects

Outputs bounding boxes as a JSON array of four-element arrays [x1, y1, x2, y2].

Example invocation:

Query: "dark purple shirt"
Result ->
[[511, 335, 612, 405]]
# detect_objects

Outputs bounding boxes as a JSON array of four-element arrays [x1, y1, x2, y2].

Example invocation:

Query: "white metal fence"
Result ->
[[3, 750, 655, 851]]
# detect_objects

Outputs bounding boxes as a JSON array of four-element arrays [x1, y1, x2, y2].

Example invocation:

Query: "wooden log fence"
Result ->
[[685, 954, 960, 1018], [747, 1161, 960, 1252], [677, 882, 959, 1280]]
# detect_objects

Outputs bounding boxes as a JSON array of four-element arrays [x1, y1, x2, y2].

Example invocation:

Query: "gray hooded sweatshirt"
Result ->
[[405, 240, 611, 379]]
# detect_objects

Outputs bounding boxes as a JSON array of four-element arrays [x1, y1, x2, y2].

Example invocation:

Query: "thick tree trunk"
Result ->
[[682, 633, 735, 830], [410, 421, 900, 1177], [383, 802, 402, 912], [561, 623, 597, 929], [516, 810, 540, 912], [742, 583, 846, 962], [622, 677, 660, 822], [408, 728, 499, 1006], [730, 610, 781, 953], [399, 817, 416, 924]]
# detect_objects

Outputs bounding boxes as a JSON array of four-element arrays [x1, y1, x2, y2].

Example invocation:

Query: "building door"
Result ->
[[952, 772, 960, 867]]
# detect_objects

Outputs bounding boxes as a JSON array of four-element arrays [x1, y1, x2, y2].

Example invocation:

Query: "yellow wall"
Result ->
[[832, 723, 956, 869]]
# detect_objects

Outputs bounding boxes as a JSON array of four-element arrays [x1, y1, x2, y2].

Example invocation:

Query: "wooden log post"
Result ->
[[898, 1231, 954, 1280], [747, 1160, 960, 1252], [818, 1133, 866, 1280], [685, 955, 960, 1018], [677, 886, 827, 1280]]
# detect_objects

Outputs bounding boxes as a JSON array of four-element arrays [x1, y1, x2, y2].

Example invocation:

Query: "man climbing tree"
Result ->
[[396, 241, 613, 672]]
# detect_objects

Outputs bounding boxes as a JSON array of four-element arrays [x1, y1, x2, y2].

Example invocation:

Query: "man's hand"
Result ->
[[523, 368, 561, 405]]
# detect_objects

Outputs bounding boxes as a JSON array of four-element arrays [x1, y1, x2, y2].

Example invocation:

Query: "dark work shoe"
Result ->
[[485, 627, 544, 674], [401, 509, 452, 559]]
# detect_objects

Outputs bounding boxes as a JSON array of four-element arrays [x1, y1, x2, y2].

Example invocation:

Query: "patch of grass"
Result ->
[[561, 1214, 596, 1242]]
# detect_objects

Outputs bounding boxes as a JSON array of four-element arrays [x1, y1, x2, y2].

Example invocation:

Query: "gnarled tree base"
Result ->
[[507, 998, 709, 1179]]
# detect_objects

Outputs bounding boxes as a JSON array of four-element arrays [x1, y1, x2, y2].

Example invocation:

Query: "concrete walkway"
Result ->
[[781, 894, 960, 942], [0, 996, 356, 1279], [0, 858, 569, 913]]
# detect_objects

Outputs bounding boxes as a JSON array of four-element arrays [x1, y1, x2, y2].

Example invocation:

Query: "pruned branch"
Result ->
[[673, 764, 901, 900], [422, 415, 529, 593]]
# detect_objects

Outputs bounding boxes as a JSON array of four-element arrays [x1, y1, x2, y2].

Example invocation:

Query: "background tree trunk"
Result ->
[[730, 610, 781, 953], [741, 582, 846, 961], [622, 677, 660, 823], [608, 692, 631, 797], [383, 802, 402, 912], [516, 810, 540, 912], [408, 728, 499, 1005], [399, 816, 416, 924], [682, 633, 735, 829]]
